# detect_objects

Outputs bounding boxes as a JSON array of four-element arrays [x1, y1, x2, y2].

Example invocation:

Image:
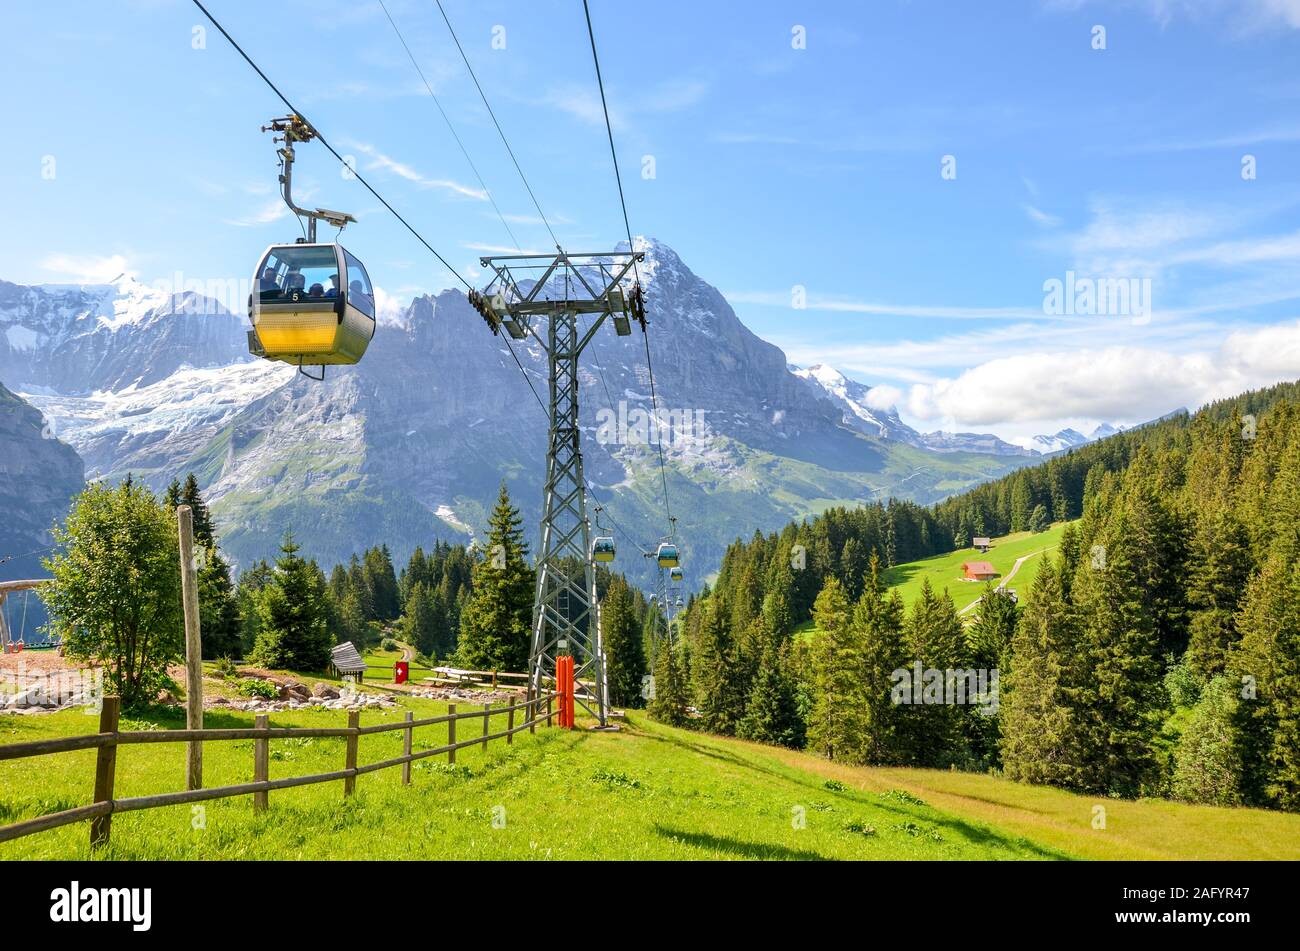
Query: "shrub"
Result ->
[[1172, 677, 1243, 806], [43, 480, 182, 708], [381, 637, 399, 653], [236, 677, 278, 700]]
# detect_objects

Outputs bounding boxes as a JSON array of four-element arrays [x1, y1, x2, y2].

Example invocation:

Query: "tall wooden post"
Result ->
[[177, 505, 203, 790], [253, 714, 269, 812], [402, 711, 413, 785], [448, 703, 457, 764], [482, 702, 490, 749], [90, 696, 120, 848], [344, 710, 360, 796]]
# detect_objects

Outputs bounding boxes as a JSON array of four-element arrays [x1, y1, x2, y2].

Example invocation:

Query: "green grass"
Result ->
[[881, 521, 1073, 615], [3, 705, 1295, 860], [360, 643, 436, 685]]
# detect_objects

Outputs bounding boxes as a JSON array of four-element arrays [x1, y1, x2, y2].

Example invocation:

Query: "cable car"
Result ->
[[592, 536, 616, 563], [656, 542, 679, 568], [669, 566, 683, 582], [248, 242, 376, 372]]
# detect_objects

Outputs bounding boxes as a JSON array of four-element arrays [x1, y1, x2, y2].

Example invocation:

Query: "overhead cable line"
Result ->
[[377, 0, 522, 251], [434, 0, 561, 249], [190, 0, 472, 290], [581, 0, 674, 527]]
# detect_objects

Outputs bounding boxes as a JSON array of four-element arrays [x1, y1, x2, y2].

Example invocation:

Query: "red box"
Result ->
[[394, 661, 409, 685]]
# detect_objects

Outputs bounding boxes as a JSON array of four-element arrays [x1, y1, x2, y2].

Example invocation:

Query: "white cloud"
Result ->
[[40, 253, 133, 284], [349, 142, 487, 200], [1047, 0, 1300, 30], [902, 320, 1300, 426], [1024, 204, 1061, 228], [462, 242, 550, 256], [223, 197, 291, 228], [862, 384, 905, 411]]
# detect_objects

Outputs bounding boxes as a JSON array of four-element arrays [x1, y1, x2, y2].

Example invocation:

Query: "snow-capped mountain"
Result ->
[[792, 362, 1123, 459], [1, 239, 1026, 580], [790, 364, 918, 441], [0, 275, 250, 394]]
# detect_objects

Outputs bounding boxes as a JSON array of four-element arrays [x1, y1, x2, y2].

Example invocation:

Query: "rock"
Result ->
[[157, 689, 178, 705], [312, 682, 341, 700], [280, 682, 312, 702]]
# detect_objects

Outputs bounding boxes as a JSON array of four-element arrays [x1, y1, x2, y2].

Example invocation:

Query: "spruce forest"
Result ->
[[669, 380, 1300, 812]]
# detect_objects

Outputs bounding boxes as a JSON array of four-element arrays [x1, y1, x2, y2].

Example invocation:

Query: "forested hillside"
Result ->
[[666, 380, 1300, 812]]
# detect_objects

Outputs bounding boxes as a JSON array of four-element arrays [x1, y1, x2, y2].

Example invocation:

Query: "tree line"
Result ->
[[654, 379, 1300, 812], [43, 477, 657, 708]]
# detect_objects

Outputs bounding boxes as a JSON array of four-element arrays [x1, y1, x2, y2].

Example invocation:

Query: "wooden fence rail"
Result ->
[[0, 691, 558, 849]]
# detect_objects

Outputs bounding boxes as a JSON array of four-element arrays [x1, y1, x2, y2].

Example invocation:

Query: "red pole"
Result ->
[[561, 656, 574, 728]]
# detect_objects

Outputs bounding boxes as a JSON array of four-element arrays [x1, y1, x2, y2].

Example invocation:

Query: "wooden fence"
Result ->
[[0, 691, 557, 849]]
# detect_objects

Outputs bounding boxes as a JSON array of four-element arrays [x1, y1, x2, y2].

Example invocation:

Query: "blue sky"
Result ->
[[4, 0, 1300, 442]]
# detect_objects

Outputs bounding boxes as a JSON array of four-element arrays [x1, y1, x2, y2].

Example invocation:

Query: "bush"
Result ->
[[43, 480, 182, 708], [236, 677, 278, 700], [212, 656, 238, 679], [381, 637, 399, 652], [1172, 677, 1243, 806]]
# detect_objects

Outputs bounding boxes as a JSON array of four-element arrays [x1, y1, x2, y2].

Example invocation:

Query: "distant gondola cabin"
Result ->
[[592, 537, 616, 562], [656, 543, 679, 568]]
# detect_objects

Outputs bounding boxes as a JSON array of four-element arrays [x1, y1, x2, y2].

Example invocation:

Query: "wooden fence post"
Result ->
[[253, 714, 269, 812], [448, 703, 457, 764], [177, 505, 203, 790], [546, 694, 553, 727], [344, 710, 360, 797], [90, 696, 120, 848], [482, 702, 490, 750], [528, 695, 536, 735], [507, 705, 515, 745], [402, 711, 413, 785]]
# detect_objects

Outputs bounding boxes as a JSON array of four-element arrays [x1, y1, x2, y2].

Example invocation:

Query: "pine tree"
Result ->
[[249, 534, 333, 671], [806, 577, 870, 763], [855, 556, 911, 764], [1000, 558, 1076, 787], [840, 537, 865, 602], [198, 549, 243, 659], [1010, 473, 1032, 533], [647, 639, 689, 727], [1067, 524, 1165, 796], [602, 577, 647, 708], [457, 483, 535, 672], [693, 595, 747, 735], [1185, 508, 1252, 679], [400, 583, 439, 658], [180, 473, 215, 548], [364, 545, 401, 623], [737, 628, 805, 748], [761, 558, 795, 640], [898, 578, 967, 766], [1229, 552, 1300, 810], [1028, 503, 1049, 534]]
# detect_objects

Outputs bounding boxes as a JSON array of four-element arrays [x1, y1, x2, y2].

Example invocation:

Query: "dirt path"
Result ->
[[958, 546, 1053, 616]]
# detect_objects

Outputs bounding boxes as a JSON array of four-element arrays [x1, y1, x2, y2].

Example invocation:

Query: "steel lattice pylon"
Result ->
[[473, 249, 646, 726]]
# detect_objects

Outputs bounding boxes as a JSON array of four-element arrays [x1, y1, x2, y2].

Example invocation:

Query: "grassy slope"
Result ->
[[3, 706, 1296, 860], [882, 521, 1072, 614]]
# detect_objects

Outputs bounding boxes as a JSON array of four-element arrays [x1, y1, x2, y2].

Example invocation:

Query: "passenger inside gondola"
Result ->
[[326, 273, 340, 298], [259, 267, 280, 298], [308, 283, 325, 298]]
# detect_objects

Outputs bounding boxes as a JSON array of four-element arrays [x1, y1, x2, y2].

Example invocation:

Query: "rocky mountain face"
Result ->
[[0, 276, 249, 394], [0, 383, 83, 616], [3, 239, 1028, 584]]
